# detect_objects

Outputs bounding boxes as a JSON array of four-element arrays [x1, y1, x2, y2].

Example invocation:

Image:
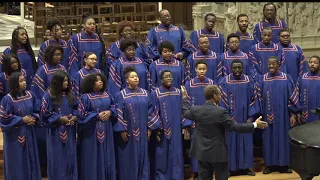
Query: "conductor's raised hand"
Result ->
[[255, 116, 268, 129], [180, 85, 188, 99]]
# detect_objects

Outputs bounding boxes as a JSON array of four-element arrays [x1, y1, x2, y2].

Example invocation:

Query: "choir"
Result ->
[[0, 2, 320, 180]]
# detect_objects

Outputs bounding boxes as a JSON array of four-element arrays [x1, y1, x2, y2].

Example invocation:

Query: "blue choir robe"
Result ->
[[257, 72, 301, 167], [189, 28, 225, 54], [186, 50, 222, 83], [78, 91, 116, 180], [38, 39, 70, 70], [249, 42, 285, 78], [31, 63, 67, 101], [0, 69, 31, 101], [184, 77, 215, 173], [149, 57, 186, 90], [149, 86, 192, 180], [278, 43, 308, 84], [71, 67, 101, 101], [108, 39, 155, 67], [41, 91, 78, 180], [253, 20, 288, 44], [108, 56, 151, 96], [0, 46, 36, 75], [220, 50, 254, 78], [30, 63, 66, 167], [146, 24, 190, 59], [219, 74, 260, 171], [0, 91, 42, 180], [113, 87, 160, 180], [68, 31, 108, 79], [235, 31, 258, 55], [297, 72, 320, 123]]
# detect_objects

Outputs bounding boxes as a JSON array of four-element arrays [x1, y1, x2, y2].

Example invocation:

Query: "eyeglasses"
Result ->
[[53, 53, 63, 57]]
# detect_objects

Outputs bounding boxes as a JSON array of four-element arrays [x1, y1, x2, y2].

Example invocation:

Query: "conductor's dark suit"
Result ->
[[182, 98, 255, 180]]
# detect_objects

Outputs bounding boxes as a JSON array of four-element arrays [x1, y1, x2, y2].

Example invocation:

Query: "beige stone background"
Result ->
[[192, 2, 320, 59]]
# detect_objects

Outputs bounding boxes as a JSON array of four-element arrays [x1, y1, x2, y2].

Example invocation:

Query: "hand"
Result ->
[[290, 115, 296, 127], [180, 85, 188, 99], [296, 113, 303, 125], [23, 115, 36, 126], [59, 116, 70, 124], [255, 116, 268, 129], [175, 52, 183, 60], [103, 110, 111, 120], [147, 129, 152, 142], [156, 130, 161, 142], [246, 118, 253, 123], [70, 116, 77, 122], [121, 131, 130, 142]]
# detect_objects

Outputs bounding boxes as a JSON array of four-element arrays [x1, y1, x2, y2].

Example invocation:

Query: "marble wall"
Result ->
[[192, 2, 320, 58]]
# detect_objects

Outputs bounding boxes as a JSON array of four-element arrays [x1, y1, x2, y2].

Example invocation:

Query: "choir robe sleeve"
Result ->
[[136, 42, 153, 67], [179, 91, 192, 128], [71, 72, 82, 102], [68, 36, 80, 79], [113, 92, 127, 132], [146, 28, 159, 57], [248, 45, 261, 79], [287, 75, 302, 114], [180, 61, 187, 86], [220, 34, 225, 53], [144, 42, 160, 63], [31, 68, 47, 101], [189, 31, 199, 53], [248, 77, 261, 117], [37, 42, 47, 67], [149, 61, 157, 91], [40, 92, 62, 126], [297, 46, 308, 77], [178, 26, 192, 59], [218, 78, 229, 109], [108, 60, 122, 96], [78, 94, 99, 124], [278, 48, 287, 73], [253, 23, 262, 42], [0, 96, 23, 132], [147, 92, 160, 130], [108, 42, 120, 60], [185, 54, 192, 82]]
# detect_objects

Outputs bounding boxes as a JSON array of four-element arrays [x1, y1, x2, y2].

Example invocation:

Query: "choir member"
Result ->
[[113, 66, 160, 180], [68, 12, 107, 79], [249, 27, 285, 78], [149, 70, 192, 180], [0, 26, 37, 75], [278, 28, 308, 83], [40, 70, 78, 180], [108, 39, 150, 96], [189, 13, 225, 54], [186, 35, 222, 83], [219, 60, 260, 176], [149, 41, 186, 89], [108, 20, 155, 67], [0, 72, 42, 180], [146, 9, 190, 60], [31, 44, 66, 174], [37, 18, 69, 69], [184, 60, 215, 179], [253, 3, 288, 44], [72, 52, 101, 101], [235, 14, 258, 55], [257, 56, 301, 174], [31, 44, 67, 101], [221, 33, 254, 77], [296, 56, 320, 123], [78, 73, 116, 180], [0, 53, 31, 100]]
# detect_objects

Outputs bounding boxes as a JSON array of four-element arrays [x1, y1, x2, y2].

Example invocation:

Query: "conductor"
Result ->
[[181, 85, 268, 180]]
